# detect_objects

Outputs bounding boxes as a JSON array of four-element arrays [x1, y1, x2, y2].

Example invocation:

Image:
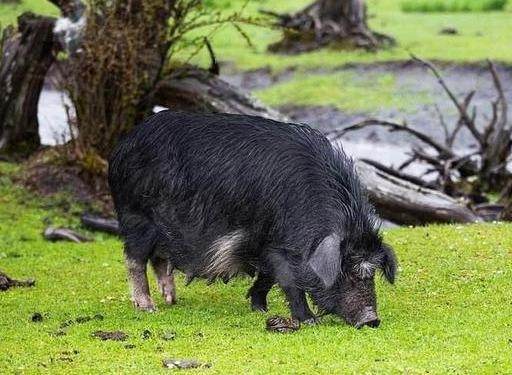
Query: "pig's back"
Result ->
[[109, 111, 364, 247]]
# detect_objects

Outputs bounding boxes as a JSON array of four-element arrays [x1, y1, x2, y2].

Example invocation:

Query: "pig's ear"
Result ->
[[308, 233, 341, 288], [380, 243, 397, 284]]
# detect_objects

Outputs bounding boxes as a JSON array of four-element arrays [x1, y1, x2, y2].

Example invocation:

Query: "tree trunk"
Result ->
[[155, 67, 290, 123], [265, 0, 394, 54], [0, 13, 56, 156]]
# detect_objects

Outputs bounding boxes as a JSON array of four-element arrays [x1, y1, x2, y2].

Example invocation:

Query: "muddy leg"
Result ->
[[126, 257, 156, 311], [150, 256, 176, 305]]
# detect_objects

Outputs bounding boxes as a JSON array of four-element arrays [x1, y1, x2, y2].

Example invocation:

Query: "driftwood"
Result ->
[[155, 67, 290, 122], [355, 160, 481, 225], [0, 13, 56, 155], [0, 271, 35, 291]]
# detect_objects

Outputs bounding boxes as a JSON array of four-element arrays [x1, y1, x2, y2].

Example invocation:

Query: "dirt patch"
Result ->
[[19, 148, 113, 214], [92, 330, 128, 341]]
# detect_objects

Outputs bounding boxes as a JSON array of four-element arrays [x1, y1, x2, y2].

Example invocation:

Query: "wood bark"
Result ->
[[355, 161, 481, 225], [0, 13, 56, 155], [265, 0, 394, 54], [155, 67, 290, 123]]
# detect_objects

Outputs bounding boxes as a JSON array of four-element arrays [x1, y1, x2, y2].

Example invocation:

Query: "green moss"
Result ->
[[1, 162, 511, 373], [254, 71, 432, 113]]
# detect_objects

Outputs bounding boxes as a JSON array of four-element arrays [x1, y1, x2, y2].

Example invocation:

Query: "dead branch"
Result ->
[[328, 119, 454, 158]]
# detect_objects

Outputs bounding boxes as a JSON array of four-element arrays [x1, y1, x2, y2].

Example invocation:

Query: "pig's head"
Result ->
[[306, 232, 397, 328]]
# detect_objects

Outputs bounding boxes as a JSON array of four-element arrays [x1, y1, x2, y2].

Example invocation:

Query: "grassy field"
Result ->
[[1, 162, 511, 374]]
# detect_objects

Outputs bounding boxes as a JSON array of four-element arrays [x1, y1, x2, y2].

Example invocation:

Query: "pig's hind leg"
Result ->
[[122, 215, 158, 312], [150, 256, 176, 305], [247, 272, 275, 312]]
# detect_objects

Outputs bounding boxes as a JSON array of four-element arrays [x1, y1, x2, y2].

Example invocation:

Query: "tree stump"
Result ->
[[264, 0, 395, 54]]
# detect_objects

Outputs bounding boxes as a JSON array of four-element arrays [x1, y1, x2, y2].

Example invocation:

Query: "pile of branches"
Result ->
[[327, 56, 511, 219]]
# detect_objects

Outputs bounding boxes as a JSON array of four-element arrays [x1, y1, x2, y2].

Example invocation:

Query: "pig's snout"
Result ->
[[354, 307, 380, 329]]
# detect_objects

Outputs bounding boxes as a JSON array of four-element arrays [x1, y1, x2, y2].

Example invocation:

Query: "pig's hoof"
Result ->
[[133, 297, 157, 312], [251, 303, 268, 313], [163, 294, 176, 305], [302, 317, 320, 325]]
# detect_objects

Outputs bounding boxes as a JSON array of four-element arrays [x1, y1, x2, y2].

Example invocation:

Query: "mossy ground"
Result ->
[[1, 162, 511, 374]]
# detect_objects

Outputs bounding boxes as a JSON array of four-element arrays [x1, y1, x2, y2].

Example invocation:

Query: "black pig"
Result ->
[[108, 111, 397, 328]]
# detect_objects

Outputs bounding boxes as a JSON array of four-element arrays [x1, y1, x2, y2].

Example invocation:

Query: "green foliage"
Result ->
[[401, 0, 508, 12], [255, 72, 433, 113], [1, 161, 512, 373]]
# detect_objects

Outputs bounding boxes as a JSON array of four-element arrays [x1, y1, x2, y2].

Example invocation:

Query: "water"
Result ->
[[38, 89, 72, 145]]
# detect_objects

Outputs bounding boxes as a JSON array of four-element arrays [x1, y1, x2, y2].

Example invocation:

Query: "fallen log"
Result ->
[[155, 67, 290, 123], [355, 160, 481, 225]]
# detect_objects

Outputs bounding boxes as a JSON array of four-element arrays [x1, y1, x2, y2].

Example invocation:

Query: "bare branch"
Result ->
[[329, 118, 454, 158], [411, 54, 484, 146]]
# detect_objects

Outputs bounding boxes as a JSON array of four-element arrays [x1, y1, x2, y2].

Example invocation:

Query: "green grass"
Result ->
[[401, 0, 508, 13], [1, 162, 512, 374], [254, 71, 433, 113], [184, 0, 512, 72], [0, 0, 57, 26]]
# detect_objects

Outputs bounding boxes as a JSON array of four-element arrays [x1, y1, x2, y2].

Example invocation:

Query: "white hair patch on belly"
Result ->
[[205, 229, 246, 279]]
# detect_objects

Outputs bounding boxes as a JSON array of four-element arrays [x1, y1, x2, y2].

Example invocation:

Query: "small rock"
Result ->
[[266, 316, 300, 333], [92, 330, 128, 341], [161, 331, 177, 341], [162, 359, 206, 369], [31, 312, 43, 322]]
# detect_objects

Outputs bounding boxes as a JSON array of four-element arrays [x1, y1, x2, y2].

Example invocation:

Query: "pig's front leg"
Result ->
[[268, 252, 318, 324]]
